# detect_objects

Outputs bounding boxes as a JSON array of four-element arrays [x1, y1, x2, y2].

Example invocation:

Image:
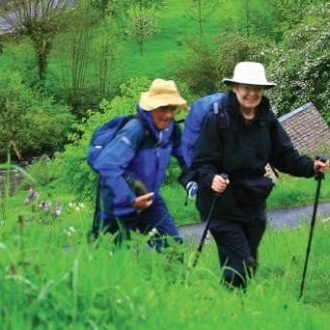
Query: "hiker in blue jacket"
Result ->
[[190, 62, 329, 288], [92, 79, 188, 251]]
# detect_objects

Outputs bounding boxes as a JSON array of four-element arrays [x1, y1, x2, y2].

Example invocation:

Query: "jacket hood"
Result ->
[[137, 104, 174, 145]]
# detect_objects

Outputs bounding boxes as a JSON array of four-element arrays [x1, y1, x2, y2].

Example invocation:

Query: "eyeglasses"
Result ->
[[155, 106, 179, 114], [240, 84, 264, 91]]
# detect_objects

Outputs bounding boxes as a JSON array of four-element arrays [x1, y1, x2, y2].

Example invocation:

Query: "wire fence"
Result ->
[[0, 169, 25, 196]]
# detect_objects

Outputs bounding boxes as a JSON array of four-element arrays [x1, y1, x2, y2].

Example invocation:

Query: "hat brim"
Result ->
[[222, 78, 276, 90], [139, 92, 188, 111]]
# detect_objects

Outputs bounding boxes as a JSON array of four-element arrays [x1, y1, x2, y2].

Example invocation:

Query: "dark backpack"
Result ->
[[181, 92, 228, 168], [87, 114, 139, 172]]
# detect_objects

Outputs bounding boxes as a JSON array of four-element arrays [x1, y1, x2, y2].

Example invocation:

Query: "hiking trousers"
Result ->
[[209, 212, 266, 288], [96, 194, 183, 251]]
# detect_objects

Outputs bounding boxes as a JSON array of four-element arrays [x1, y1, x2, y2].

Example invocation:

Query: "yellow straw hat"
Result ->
[[139, 79, 188, 111]]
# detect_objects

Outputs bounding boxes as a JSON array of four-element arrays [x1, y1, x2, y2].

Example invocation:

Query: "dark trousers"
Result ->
[[209, 213, 266, 288], [94, 194, 183, 251]]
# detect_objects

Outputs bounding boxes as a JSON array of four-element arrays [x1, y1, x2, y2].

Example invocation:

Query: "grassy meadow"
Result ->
[[1, 0, 330, 328], [1, 172, 330, 329]]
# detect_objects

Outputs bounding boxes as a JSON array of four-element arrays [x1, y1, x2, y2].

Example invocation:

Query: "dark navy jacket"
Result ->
[[191, 92, 315, 222], [93, 105, 187, 217]]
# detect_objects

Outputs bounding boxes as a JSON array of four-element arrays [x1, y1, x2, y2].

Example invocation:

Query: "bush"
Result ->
[[267, 3, 330, 121], [0, 70, 74, 162]]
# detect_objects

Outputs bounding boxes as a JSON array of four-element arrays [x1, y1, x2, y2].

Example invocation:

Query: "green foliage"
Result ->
[[1, 194, 330, 328], [0, 41, 39, 88], [1, 0, 76, 85], [49, 2, 125, 117], [171, 32, 274, 95], [90, 0, 165, 17], [0, 70, 74, 161], [126, 5, 159, 56], [272, 0, 327, 33], [267, 3, 330, 121], [183, 0, 220, 37], [219, 0, 280, 40]]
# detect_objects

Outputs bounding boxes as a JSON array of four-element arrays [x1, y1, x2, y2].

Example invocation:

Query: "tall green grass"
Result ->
[[1, 159, 330, 329], [1, 200, 330, 329]]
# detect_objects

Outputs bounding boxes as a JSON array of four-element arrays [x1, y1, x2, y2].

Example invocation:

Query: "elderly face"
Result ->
[[151, 105, 178, 130], [232, 84, 263, 115]]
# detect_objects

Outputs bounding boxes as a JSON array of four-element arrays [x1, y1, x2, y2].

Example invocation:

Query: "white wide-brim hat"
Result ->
[[222, 61, 276, 89], [139, 78, 188, 111]]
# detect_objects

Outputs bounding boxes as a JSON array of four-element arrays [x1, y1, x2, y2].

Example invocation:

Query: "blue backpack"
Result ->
[[181, 92, 228, 168], [87, 114, 182, 172], [87, 114, 139, 172]]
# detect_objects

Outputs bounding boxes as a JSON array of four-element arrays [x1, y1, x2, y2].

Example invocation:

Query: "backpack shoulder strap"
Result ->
[[212, 93, 230, 129], [172, 120, 182, 147]]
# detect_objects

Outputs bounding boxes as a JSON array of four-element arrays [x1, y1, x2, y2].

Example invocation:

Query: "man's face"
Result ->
[[233, 84, 263, 113], [151, 106, 178, 130]]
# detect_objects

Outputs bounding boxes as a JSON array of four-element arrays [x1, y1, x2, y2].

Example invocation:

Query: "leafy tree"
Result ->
[[126, 4, 159, 56], [171, 32, 273, 96], [51, 1, 102, 117], [183, 0, 220, 37], [49, 1, 123, 118], [267, 3, 330, 122], [89, 0, 165, 18], [272, 0, 328, 34], [0, 0, 74, 87]]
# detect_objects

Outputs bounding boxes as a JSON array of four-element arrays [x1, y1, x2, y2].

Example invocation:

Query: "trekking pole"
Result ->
[[191, 174, 228, 268], [298, 155, 328, 300]]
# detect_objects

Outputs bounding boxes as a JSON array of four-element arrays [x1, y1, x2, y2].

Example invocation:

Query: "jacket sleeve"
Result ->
[[269, 118, 314, 177], [93, 120, 145, 205], [190, 113, 222, 190]]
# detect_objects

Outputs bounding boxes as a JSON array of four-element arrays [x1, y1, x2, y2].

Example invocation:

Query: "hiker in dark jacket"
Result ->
[[190, 61, 329, 288], [93, 78, 188, 250]]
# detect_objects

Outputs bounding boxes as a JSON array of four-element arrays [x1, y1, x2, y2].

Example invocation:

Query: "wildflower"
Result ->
[[67, 226, 76, 236], [39, 201, 52, 212], [52, 202, 62, 217], [28, 187, 39, 199], [23, 187, 39, 205], [68, 201, 84, 211]]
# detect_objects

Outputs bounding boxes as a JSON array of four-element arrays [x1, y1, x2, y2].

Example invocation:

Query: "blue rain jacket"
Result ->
[[93, 105, 187, 218]]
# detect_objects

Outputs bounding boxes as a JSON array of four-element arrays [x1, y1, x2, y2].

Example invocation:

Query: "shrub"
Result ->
[[0, 70, 74, 162], [267, 3, 330, 121]]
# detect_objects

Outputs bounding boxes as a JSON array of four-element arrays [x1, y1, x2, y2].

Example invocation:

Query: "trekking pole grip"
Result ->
[[315, 154, 328, 180]]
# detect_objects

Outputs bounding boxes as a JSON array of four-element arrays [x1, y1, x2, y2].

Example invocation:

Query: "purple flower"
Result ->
[[27, 187, 39, 200]]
